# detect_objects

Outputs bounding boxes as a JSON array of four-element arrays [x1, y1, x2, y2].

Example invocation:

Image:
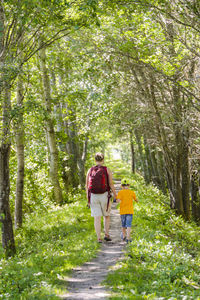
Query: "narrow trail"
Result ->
[[60, 180, 125, 300]]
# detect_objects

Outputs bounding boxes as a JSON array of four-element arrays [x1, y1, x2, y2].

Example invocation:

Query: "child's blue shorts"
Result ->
[[120, 214, 133, 228]]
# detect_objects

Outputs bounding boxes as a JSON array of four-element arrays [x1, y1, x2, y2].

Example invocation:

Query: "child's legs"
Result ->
[[122, 227, 126, 238], [126, 227, 131, 240], [120, 215, 127, 238], [125, 214, 133, 240]]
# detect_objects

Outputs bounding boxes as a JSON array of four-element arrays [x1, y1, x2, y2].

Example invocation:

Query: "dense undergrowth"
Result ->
[[105, 173, 200, 300], [0, 191, 99, 299]]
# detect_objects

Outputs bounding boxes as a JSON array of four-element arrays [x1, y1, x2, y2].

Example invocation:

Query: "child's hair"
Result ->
[[95, 152, 104, 162]]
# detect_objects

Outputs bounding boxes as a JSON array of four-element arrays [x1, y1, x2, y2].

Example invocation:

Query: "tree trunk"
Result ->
[[39, 46, 63, 204], [14, 72, 24, 228], [181, 129, 190, 220], [78, 137, 88, 189], [51, 73, 70, 194], [129, 130, 135, 173], [0, 5, 15, 256], [143, 134, 153, 182], [134, 129, 149, 182], [0, 85, 16, 256], [78, 103, 92, 188], [55, 102, 70, 194], [63, 103, 79, 188], [157, 150, 167, 194], [191, 170, 200, 223], [172, 82, 185, 216]]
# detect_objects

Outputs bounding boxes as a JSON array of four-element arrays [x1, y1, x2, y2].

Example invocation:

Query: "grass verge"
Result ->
[[105, 173, 200, 300], [0, 191, 99, 300]]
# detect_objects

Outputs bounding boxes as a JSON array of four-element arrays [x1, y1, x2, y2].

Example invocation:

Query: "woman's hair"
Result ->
[[95, 152, 104, 162]]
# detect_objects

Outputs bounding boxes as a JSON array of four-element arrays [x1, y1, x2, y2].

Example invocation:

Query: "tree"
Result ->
[[14, 68, 25, 229], [0, 0, 102, 255], [39, 45, 63, 204], [83, 1, 199, 220]]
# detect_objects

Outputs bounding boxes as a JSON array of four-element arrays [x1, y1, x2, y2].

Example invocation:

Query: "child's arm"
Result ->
[[132, 191, 138, 202]]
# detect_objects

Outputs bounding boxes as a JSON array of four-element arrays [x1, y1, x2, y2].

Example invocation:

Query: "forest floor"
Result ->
[[60, 180, 125, 300]]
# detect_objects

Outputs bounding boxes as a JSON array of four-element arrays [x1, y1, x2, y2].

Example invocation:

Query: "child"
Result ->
[[116, 178, 138, 243]]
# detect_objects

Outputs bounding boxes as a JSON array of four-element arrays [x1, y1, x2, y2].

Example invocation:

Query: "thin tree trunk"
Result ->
[[78, 138, 88, 189], [0, 4, 15, 256], [148, 77, 181, 211], [129, 130, 135, 173], [181, 129, 190, 220], [39, 46, 63, 204], [0, 85, 16, 256], [135, 129, 149, 182], [191, 170, 200, 223], [55, 102, 70, 193], [14, 72, 24, 228], [63, 103, 79, 188], [77, 102, 92, 188], [143, 134, 153, 182], [157, 150, 167, 194], [149, 146, 160, 186], [172, 82, 184, 216], [166, 19, 185, 216], [52, 73, 70, 193]]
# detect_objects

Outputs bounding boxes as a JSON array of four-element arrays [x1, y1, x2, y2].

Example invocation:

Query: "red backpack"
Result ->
[[88, 165, 109, 194]]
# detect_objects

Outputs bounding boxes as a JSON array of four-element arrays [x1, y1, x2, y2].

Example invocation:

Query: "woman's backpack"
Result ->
[[88, 165, 109, 194]]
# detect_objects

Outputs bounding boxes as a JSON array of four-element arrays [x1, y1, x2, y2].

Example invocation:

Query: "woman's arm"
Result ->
[[85, 169, 90, 193]]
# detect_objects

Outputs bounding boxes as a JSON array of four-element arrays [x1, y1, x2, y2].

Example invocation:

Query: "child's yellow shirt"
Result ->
[[117, 189, 136, 215]]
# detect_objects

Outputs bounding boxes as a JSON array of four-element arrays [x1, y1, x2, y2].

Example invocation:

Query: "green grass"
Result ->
[[105, 173, 200, 300], [0, 191, 99, 299], [1, 160, 200, 300]]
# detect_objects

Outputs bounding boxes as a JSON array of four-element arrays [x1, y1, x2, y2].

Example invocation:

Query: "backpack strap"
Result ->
[[103, 166, 112, 211]]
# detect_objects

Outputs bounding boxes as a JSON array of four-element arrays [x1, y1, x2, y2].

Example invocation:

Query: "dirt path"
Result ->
[[60, 180, 125, 300]]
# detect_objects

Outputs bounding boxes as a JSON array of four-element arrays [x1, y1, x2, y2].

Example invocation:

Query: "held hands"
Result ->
[[113, 198, 120, 203]]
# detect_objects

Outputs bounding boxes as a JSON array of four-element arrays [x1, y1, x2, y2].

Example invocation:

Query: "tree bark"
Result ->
[[181, 127, 190, 220], [61, 97, 79, 188], [143, 134, 153, 182], [129, 130, 135, 173], [14, 72, 24, 228], [39, 46, 63, 204], [77, 102, 92, 188], [0, 3, 15, 256], [0, 85, 16, 256], [191, 170, 200, 223], [157, 150, 167, 194], [134, 129, 149, 182], [78, 137, 88, 189]]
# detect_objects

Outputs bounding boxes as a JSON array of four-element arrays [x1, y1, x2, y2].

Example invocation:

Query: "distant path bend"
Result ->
[[61, 180, 124, 300]]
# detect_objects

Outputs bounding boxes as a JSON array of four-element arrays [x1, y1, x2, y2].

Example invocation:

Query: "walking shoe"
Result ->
[[126, 239, 132, 244], [104, 235, 112, 241]]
